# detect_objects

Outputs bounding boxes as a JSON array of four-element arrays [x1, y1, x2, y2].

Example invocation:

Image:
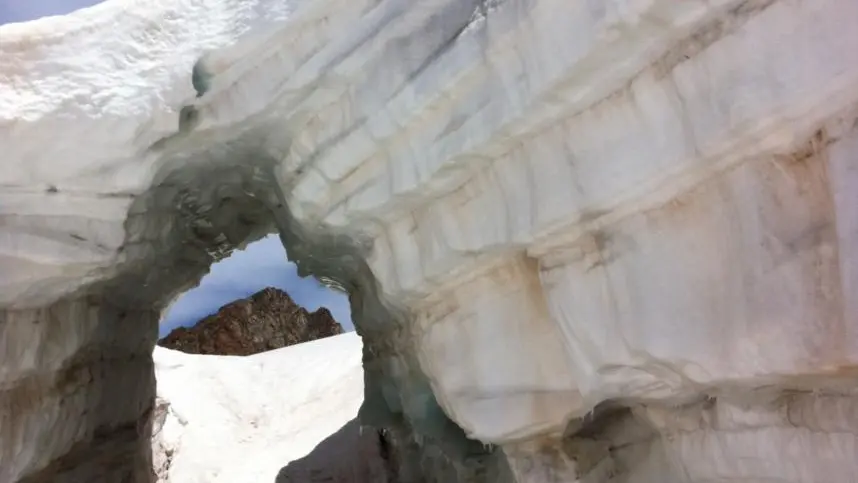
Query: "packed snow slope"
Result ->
[[152, 332, 363, 483], [2, 0, 858, 482]]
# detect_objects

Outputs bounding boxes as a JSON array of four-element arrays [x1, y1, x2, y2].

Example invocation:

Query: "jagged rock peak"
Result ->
[[158, 287, 344, 355]]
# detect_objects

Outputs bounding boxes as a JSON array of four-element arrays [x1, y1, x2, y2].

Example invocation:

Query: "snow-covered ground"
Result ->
[[153, 332, 363, 483]]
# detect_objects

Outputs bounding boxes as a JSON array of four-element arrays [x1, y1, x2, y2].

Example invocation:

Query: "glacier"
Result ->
[[2, 0, 858, 481]]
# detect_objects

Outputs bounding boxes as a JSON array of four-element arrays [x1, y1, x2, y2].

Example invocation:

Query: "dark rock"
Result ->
[[275, 419, 400, 483], [157, 287, 343, 355]]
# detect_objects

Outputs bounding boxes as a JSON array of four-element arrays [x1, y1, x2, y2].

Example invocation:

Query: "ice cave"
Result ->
[[2, 0, 858, 481]]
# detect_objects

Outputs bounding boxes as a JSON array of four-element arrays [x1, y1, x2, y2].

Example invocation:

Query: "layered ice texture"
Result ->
[[2, 0, 858, 481]]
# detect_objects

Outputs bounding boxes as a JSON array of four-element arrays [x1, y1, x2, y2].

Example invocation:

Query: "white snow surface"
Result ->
[[153, 332, 363, 483]]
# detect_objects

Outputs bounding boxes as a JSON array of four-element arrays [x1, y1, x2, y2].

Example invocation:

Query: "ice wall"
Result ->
[[2, 0, 858, 481]]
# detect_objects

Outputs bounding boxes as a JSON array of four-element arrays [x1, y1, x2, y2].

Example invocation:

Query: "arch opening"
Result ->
[[156, 234, 353, 353], [4, 147, 511, 481], [136, 157, 512, 481]]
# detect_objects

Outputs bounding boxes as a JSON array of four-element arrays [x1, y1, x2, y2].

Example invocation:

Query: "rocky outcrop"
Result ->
[[3, 1, 858, 482], [158, 287, 343, 355]]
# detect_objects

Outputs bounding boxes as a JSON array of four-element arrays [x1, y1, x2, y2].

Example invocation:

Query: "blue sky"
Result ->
[[1, 3, 353, 337], [0, 0, 102, 24], [160, 235, 353, 337]]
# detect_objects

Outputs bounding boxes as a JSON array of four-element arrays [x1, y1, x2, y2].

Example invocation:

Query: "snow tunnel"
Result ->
[[5, 0, 858, 482], [1, 147, 507, 480]]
